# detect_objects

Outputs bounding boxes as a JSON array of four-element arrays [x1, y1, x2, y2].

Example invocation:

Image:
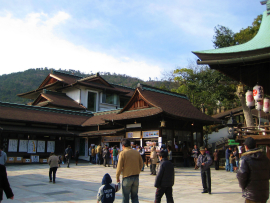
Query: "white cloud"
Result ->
[[0, 11, 162, 81]]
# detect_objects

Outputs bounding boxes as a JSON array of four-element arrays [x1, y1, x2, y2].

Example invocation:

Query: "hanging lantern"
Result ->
[[246, 90, 255, 107], [256, 100, 263, 111], [263, 98, 270, 113], [253, 84, 264, 101]]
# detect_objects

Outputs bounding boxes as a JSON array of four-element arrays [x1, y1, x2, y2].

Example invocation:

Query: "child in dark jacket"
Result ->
[[97, 173, 121, 203]]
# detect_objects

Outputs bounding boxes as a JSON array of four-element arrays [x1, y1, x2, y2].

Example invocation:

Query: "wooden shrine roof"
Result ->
[[82, 107, 162, 126], [193, 11, 270, 60], [32, 90, 86, 110], [192, 11, 270, 95], [0, 101, 91, 126]]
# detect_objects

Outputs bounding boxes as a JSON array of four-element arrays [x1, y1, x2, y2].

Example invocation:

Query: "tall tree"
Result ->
[[213, 25, 235, 48], [173, 64, 238, 115]]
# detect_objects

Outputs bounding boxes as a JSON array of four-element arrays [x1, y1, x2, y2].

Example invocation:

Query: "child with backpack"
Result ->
[[97, 173, 121, 203]]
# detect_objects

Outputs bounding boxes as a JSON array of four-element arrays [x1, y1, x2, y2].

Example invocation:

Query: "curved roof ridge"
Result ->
[[193, 11, 270, 54]]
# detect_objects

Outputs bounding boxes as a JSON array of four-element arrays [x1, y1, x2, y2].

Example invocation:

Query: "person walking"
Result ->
[[237, 137, 270, 203], [97, 173, 121, 203], [96, 145, 101, 165], [233, 147, 239, 168], [138, 146, 145, 171], [48, 152, 58, 183], [75, 150, 79, 165], [0, 146, 7, 165], [213, 149, 219, 170], [116, 139, 143, 203], [103, 146, 110, 167], [225, 146, 232, 172], [89, 146, 92, 164], [197, 146, 213, 194], [150, 146, 158, 175], [0, 164, 14, 203], [154, 150, 174, 203], [229, 153, 235, 172], [192, 145, 199, 169], [91, 146, 96, 164], [65, 145, 73, 168], [113, 146, 118, 168], [167, 146, 173, 163]]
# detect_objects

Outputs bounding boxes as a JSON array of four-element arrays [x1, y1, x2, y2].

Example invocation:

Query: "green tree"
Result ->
[[212, 15, 262, 126], [213, 25, 235, 48], [172, 65, 238, 115]]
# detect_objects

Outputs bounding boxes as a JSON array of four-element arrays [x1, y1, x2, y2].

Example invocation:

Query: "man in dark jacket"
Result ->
[[0, 165, 14, 202], [237, 137, 270, 203], [103, 146, 110, 167], [138, 146, 145, 171], [154, 150, 174, 203], [225, 146, 232, 171], [65, 145, 73, 168], [197, 146, 212, 194]]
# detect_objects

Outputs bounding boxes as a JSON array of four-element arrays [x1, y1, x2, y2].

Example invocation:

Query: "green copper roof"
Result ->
[[193, 11, 270, 54]]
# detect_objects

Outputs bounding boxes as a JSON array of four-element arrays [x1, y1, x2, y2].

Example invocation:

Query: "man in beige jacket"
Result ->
[[116, 139, 143, 203], [48, 152, 59, 183]]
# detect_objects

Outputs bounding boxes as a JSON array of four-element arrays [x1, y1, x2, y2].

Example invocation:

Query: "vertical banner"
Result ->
[[37, 141, 45, 153], [8, 139, 18, 152], [19, 140, 28, 152], [28, 140, 37, 153]]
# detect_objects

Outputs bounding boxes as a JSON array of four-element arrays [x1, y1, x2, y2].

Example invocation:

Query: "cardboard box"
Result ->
[[15, 157, 23, 163], [6, 157, 15, 163], [23, 158, 31, 163], [40, 159, 48, 163]]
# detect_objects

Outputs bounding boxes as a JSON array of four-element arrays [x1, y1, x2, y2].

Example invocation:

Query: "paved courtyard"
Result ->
[[2, 162, 251, 203]]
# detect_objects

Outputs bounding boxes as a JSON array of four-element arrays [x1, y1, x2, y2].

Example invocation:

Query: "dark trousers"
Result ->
[[214, 160, 219, 170], [155, 187, 174, 203], [89, 156, 91, 162], [201, 168, 211, 192], [49, 167, 57, 182], [103, 158, 110, 167], [67, 158, 70, 167], [150, 162, 156, 175]]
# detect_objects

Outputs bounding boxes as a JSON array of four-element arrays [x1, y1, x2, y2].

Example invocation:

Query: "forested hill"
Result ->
[[0, 68, 174, 104]]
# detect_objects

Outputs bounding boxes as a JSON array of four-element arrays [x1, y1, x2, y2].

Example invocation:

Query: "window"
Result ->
[[88, 92, 97, 112], [106, 93, 114, 104]]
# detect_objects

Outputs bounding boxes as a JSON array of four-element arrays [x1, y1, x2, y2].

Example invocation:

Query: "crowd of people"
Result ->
[[1, 137, 270, 203]]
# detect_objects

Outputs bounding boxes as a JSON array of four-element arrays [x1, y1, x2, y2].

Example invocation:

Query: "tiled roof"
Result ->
[[33, 90, 86, 110], [137, 85, 220, 124], [0, 102, 92, 126], [111, 84, 135, 97], [193, 11, 270, 60], [82, 107, 162, 126], [75, 81, 131, 94]]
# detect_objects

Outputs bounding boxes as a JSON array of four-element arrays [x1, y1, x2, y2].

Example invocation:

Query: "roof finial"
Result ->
[[261, 0, 270, 15]]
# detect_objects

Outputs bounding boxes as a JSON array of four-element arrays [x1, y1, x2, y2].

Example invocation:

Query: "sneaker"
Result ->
[[49, 180, 52, 182]]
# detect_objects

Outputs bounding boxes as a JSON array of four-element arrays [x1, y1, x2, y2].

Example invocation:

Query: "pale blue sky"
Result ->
[[0, 0, 266, 80]]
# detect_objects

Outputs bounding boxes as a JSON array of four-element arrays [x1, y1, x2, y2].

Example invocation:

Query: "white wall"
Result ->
[[64, 88, 80, 103]]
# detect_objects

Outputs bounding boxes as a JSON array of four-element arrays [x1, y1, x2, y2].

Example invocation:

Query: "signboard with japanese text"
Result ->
[[8, 139, 18, 152], [142, 130, 159, 138]]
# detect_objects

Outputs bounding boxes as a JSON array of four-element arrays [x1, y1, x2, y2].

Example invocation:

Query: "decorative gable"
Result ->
[[38, 75, 59, 89], [120, 90, 153, 112]]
